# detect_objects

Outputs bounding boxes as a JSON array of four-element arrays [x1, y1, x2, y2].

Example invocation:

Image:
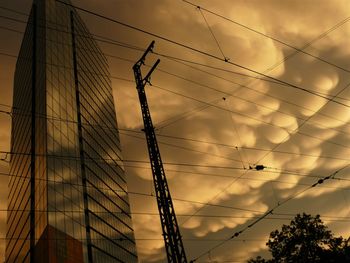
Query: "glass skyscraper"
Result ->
[[6, 0, 138, 262]]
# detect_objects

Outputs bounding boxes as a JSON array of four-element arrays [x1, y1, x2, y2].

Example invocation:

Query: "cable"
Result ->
[[177, 49, 350, 231], [5, 43, 350, 141], [2, 168, 349, 218], [0, 237, 267, 242], [2, 17, 350, 127], [120, 128, 350, 162], [54, 0, 350, 109], [182, 0, 350, 74], [4, 1, 350, 227], [2, 9, 350, 141], [177, 74, 350, 237], [3, 72, 350, 155], [181, 80, 350, 241], [4, 95, 350, 164], [2, 3, 350, 260], [2, 4, 350, 90], [2, 55, 350, 243], [6, 158, 350, 192], [7, 149, 340, 181], [0, 5, 28, 16], [197, 6, 227, 60], [189, 163, 350, 262], [4, 155, 350, 194], [119, 132, 350, 184], [3, 97, 350, 185], [0, 149, 243, 169], [3, 89, 350, 166], [3, 208, 350, 222], [151, 65, 350, 137], [152, 53, 350, 125], [149, 84, 350, 150], [0, 18, 303, 90], [3, 15, 349, 109]]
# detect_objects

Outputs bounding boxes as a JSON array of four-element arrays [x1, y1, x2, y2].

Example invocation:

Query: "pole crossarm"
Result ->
[[133, 41, 188, 263]]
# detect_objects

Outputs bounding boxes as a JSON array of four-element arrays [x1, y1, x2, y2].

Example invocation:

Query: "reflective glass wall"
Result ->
[[7, 0, 138, 262]]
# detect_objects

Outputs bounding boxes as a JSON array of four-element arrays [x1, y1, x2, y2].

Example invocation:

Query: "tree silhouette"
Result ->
[[248, 213, 350, 263]]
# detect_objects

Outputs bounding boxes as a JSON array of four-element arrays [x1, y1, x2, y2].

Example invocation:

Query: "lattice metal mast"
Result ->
[[133, 41, 188, 263]]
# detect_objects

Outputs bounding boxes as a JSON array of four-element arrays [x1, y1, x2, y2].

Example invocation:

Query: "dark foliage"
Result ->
[[248, 213, 350, 263]]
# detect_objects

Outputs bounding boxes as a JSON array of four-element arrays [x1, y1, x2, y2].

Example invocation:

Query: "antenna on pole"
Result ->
[[133, 41, 188, 263]]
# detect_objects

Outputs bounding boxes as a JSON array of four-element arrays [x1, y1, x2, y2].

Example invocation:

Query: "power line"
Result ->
[[2, 208, 350, 222], [3, 74, 350, 159], [7, 148, 342, 183], [2, 9, 350, 145], [3, 14, 349, 109], [2, 4, 350, 103], [2, 166, 350, 252], [178, 74, 350, 243], [120, 129, 350, 162], [182, 0, 350, 74], [0, 5, 28, 16], [149, 84, 350, 150], [3, 153, 350, 193], [0, 149, 243, 169], [152, 53, 350, 125], [0, 237, 266, 242], [4, 41, 350, 141], [1, 169, 349, 219], [189, 163, 350, 262], [2, 2, 350, 262], [2, 97, 350, 185], [149, 65, 350, 137], [2, 16, 350, 130], [119, 132, 350, 184], [2, 53, 350, 239], [197, 6, 227, 60], [0, 171, 262, 214], [177, 41, 350, 231], [0, 16, 297, 90], [54, 0, 350, 109], [3, 98, 350, 173]]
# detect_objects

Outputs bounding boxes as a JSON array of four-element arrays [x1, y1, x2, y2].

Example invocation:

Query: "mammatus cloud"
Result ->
[[1, 0, 350, 262]]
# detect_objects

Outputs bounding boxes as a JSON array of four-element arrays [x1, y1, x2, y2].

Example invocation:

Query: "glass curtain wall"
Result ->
[[7, 0, 138, 262]]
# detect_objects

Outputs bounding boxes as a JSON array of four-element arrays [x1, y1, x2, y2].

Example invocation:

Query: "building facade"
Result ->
[[6, 0, 138, 262]]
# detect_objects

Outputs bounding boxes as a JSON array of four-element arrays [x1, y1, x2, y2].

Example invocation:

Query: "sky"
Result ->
[[1, 0, 350, 262]]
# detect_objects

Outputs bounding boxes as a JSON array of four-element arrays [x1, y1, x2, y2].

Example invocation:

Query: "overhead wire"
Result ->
[[3, 125, 350, 188], [1, 21, 348, 235], [2, 94, 350, 190], [162, 8, 350, 243], [182, 0, 350, 74], [197, 6, 228, 60], [4, 24, 346, 134], [6, 148, 346, 184], [184, 77, 350, 261], [2, 2, 350, 260], [2, 4, 350, 101], [2, 14, 349, 110], [151, 53, 350, 127], [4, 207, 350, 222], [1, 170, 349, 218], [2, 67, 350, 155], [53, 0, 350, 109], [3, 5, 350, 141], [119, 128, 350, 162], [0, 91, 342, 165], [2, 13, 350, 131], [2, 80, 350, 167], [189, 163, 350, 262], [0, 16, 297, 92]]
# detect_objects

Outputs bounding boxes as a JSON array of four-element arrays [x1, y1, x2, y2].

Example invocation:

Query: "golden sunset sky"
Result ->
[[1, 0, 350, 262]]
